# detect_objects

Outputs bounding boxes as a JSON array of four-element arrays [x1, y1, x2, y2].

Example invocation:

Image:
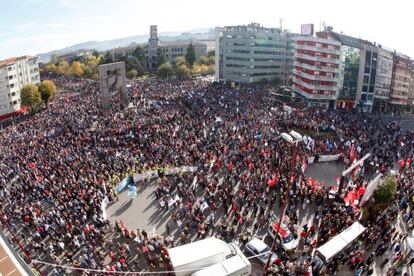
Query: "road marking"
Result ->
[[0, 256, 9, 263]]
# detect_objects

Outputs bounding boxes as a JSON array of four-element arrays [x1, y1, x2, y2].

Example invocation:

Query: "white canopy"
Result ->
[[289, 130, 303, 141], [281, 133, 294, 143]]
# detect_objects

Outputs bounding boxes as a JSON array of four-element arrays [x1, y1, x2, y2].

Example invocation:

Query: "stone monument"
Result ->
[[98, 62, 128, 109]]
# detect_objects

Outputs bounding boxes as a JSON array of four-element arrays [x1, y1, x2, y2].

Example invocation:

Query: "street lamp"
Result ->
[[264, 133, 301, 274]]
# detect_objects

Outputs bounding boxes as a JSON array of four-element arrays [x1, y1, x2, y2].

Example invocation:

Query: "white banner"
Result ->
[[308, 154, 341, 164], [133, 166, 198, 182]]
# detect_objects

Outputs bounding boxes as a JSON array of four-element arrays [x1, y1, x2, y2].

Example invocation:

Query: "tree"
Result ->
[[71, 61, 84, 77], [157, 52, 168, 67], [92, 50, 100, 58], [20, 84, 41, 111], [126, 57, 143, 76], [57, 61, 71, 75], [191, 63, 209, 75], [175, 64, 190, 79], [175, 56, 188, 68], [157, 62, 173, 79], [127, 69, 138, 80], [133, 46, 146, 64], [185, 43, 196, 66], [100, 52, 114, 65], [44, 63, 58, 73], [38, 80, 57, 107], [374, 175, 397, 205], [207, 50, 215, 57]]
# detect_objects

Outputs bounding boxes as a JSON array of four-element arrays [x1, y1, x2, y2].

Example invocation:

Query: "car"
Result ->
[[244, 237, 278, 266], [267, 220, 299, 251]]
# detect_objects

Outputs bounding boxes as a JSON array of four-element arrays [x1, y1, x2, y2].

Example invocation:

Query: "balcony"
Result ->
[[294, 61, 340, 74], [294, 78, 337, 91], [295, 53, 339, 64], [293, 69, 336, 82], [294, 44, 339, 55]]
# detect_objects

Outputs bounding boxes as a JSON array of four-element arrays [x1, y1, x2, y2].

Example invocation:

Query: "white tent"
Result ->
[[289, 130, 303, 142], [281, 133, 294, 143]]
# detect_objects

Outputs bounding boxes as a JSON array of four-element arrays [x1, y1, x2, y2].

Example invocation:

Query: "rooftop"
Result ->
[[0, 55, 35, 68]]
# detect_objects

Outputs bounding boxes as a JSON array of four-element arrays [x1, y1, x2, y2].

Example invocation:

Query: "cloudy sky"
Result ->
[[0, 0, 413, 59]]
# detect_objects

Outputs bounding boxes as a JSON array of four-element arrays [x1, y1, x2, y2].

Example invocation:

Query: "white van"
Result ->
[[191, 254, 251, 276], [168, 237, 239, 276], [314, 221, 366, 272]]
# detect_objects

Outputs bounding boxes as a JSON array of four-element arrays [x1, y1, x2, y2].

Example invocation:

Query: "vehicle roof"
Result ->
[[192, 255, 251, 276], [247, 237, 268, 252], [317, 222, 366, 261], [271, 223, 289, 238], [168, 237, 231, 268]]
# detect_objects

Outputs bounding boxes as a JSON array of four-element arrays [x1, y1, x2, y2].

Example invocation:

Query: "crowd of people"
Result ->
[[0, 72, 413, 275]]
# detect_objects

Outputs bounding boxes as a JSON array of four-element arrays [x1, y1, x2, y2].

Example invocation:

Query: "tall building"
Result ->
[[390, 52, 412, 110], [215, 23, 290, 83], [317, 29, 378, 112], [373, 47, 393, 112], [292, 35, 342, 108], [0, 56, 40, 118], [409, 61, 414, 108]]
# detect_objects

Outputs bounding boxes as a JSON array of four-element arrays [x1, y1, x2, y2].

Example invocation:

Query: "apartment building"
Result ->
[[373, 47, 393, 112], [292, 35, 343, 109], [390, 53, 412, 109], [215, 23, 291, 84], [0, 56, 40, 118]]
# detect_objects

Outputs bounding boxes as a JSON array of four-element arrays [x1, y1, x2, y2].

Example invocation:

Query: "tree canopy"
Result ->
[[374, 175, 397, 205], [157, 62, 173, 79], [185, 43, 196, 66], [38, 80, 57, 107], [20, 84, 41, 111]]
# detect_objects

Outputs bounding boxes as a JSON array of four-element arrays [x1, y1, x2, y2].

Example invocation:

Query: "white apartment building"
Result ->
[[215, 23, 292, 84], [292, 36, 343, 109], [0, 56, 40, 118]]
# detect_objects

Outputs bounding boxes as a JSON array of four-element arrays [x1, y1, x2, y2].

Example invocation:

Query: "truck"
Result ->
[[168, 237, 245, 276], [191, 254, 251, 276]]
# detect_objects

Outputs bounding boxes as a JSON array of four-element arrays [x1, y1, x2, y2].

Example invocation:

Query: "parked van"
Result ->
[[191, 254, 251, 276], [168, 237, 239, 276]]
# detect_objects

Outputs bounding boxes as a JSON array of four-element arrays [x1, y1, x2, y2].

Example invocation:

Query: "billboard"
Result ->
[[301, 24, 314, 36]]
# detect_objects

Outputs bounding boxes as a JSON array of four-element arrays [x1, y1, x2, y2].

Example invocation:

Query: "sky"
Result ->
[[0, 0, 413, 60]]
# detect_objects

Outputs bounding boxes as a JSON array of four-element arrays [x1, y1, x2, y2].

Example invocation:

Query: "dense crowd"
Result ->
[[0, 73, 413, 275]]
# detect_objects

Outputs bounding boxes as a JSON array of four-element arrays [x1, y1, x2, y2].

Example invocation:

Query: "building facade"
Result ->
[[108, 25, 207, 72], [215, 23, 290, 83], [373, 47, 393, 112], [292, 36, 343, 109], [0, 56, 40, 117], [390, 53, 412, 109]]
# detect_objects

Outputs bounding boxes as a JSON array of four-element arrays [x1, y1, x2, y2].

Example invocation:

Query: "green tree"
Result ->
[[185, 43, 196, 66], [157, 62, 173, 79], [175, 56, 188, 67], [207, 50, 215, 57], [374, 175, 397, 205], [133, 46, 146, 64], [38, 80, 57, 107], [197, 56, 210, 66], [175, 64, 190, 79], [100, 52, 114, 64], [127, 69, 138, 80], [20, 84, 41, 111], [92, 50, 100, 58], [126, 57, 143, 76], [157, 52, 168, 67]]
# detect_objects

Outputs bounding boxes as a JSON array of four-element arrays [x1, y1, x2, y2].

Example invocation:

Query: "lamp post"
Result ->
[[264, 137, 299, 274]]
